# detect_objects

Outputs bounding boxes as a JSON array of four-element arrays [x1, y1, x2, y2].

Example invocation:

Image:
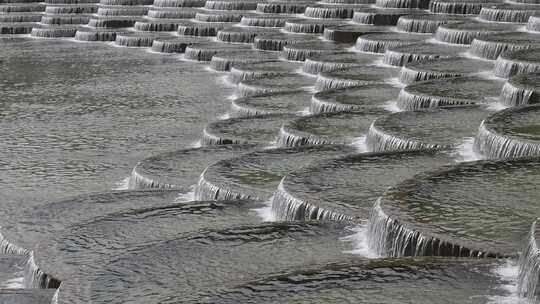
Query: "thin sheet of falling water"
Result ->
[[351, 135, 368, 153], [340, 223, 379, 259], [112, 177, 131, 191], [252, 196, 276, 222], [453, 137, 483, 163]]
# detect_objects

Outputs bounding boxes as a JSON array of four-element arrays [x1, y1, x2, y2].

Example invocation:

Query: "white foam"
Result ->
[[1, 276, 24, 289], [341, 223, 379, 259], [371, 57, 396, 69], [472, 70, 506, 81], [252, 197, 276, 222], [351, 135, 368, 153], [297, 106, 311, 116], [296, 67, 317, 78], [190, 140, 202, 148], [483, 96, 510, 111], [302, 85, 317, 93], [175, 188, 195, 202], [381, 100, 401, 112], [112, 177, 131, 190], [226, 94, 238, 101], [219, 75, 236, 88], [453, 137, 483, 162], [385, 77, 406, 88], [487, 260, 528, 304], [218, 112, 230, 120]]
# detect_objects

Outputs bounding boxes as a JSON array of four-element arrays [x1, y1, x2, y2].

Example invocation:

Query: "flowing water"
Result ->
[[1, 1, 540, 303]]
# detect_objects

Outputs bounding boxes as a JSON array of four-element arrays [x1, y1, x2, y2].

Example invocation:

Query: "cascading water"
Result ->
[[518, 220, 540, 302], [493, 47, 540, 78], [499, 72, 540, 106], [367, 199, 490, 257], [474, 118, 540, 159], [271, 180, 355, 222], [23, 255, 61, 289]]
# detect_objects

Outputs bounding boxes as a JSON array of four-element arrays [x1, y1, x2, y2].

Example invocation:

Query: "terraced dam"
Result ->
[[1, 0, 540, 302]]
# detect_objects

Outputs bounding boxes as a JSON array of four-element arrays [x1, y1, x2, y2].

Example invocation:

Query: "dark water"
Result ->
[[1, 1, 540, 303], [0, 37, 231, 206]]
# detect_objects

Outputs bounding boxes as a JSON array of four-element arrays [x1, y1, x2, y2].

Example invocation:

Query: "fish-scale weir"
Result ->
[[1, 0, 539, 303], [474, 105, 540, 159]]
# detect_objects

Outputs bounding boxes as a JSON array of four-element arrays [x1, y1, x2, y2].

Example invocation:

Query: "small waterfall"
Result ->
[[230, 99, 269, 118], [494, 52, 540, 78], [367, 199, 492, 257], [302, 58, 355, 75], [271, 180, 355, 222], [365, 121, 442, 152], [0, 3, 45, 13], [195, 12, 243, 22], [87, 17, 139, 28], [429, 0, 486, 14], [45, 4, 96, 14], [128, 166, 176, 189], [240, 15, 289, 27], [375, 0, 430, 9], [204, 0, 258, 10], [383, 49, 444, 67], [322, 25, 367, 43], [473, 120, 540, 159], [469, 38, 538, 60], [315, 72, 379, 91], [0, 232, 29, 255], [355, 35, 419, 53], [237, 82, 280, 98], [0, 14, 43, 22], [399, 66, 463, 85], [517, 220, 540, 301], [178, 23, 227, 37], [148, 9, 197, 19], [134, 21, 182, 32], [0, 23, 34, 34], [184, 47, 218, 61], [217, 30, 261, 44], [303, 6, 356, 19], [97, 6, 147, 16], [396, 88, 473, 110], [434, 27, 483, 45], [24, 254, 61, 289], [210, 56, 235, 72], [396, 16, 451, 34], [74, 29, 123, 41], [276, 125, 333, 147], [284, 20, 336, 34], [479, 6, 539, 23], [256, 2, 308, 14], [229, 67, 286, 84], [194, 172, 258, 201], [253, 36, 289, 51], [100, 0, 153, 5], [31, 26, 78, 38], [201, 128, 240, 146], [152, 0, 205, 7], [352, 10, 406, 25], [151, 39, 195, 53], [310, 94, 355, 114], [41, 15, 90, 25], [282, 46, 330, 62], [115, 33, 162, 47], [500, 79, 538, 106]]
